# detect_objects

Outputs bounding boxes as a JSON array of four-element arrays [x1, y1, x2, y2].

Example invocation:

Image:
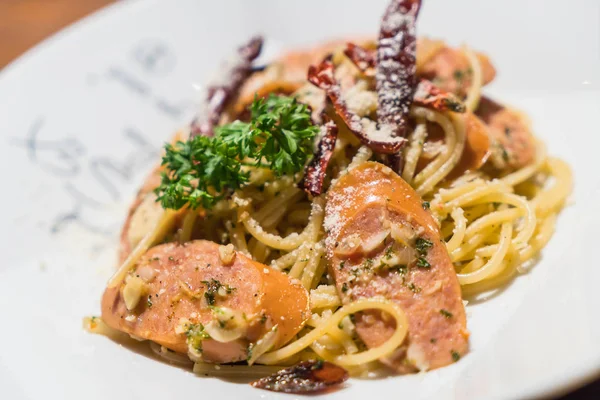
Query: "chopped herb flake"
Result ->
[[451, 350, 460, 362], [394, 264, 408, 275], [408, 283, 421, 293], [385, 246, 394, 260], [201, 279, 235, 306], [416, 257, 431, 268], [415, 238, 433, 255]]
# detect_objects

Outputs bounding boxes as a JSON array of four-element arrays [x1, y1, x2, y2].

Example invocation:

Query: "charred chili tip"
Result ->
[[322, 53, 334, 63], [250, 360, 349, 394], [344, 42, 376, 75], [307, 60, 335, 89], [240, 35, 264, 60]]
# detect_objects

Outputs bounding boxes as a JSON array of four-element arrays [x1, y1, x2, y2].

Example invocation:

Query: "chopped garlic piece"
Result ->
[[391, 223, 416, 246], [122, 275, 148, 311], [407, 343, 430, 372], [361, 229, 391, 253], [334, 233, 362, 257], [218, 244, 236, 265], [175, 318, 192, 334], [136, 265, 157, 282], [247, 325, 279, 365], [203, 307, 247, 343]]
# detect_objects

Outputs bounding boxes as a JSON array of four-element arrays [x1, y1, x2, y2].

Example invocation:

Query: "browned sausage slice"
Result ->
[[419, 42, 496, 97], [418, 112, 491, 180], [476, 96, 536, 169], [325, 162, 468, 372], [102, 240, 310, 363]]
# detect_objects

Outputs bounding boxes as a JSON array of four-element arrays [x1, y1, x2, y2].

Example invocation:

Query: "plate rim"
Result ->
[[0, 1, 598, 399]]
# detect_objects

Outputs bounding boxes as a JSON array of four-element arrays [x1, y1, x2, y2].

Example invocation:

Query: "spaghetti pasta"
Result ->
[[93, 1, 573, 391]]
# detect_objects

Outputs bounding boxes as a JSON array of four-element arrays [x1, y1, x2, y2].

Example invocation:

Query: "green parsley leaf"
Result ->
[[416, 257, 431, 268], [415, 237, 433, 255], [155, 95, 318, 210]]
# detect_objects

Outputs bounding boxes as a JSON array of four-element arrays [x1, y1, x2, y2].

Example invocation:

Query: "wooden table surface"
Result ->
[[0, 0, 114, 68], [0, 1, 598, 399]]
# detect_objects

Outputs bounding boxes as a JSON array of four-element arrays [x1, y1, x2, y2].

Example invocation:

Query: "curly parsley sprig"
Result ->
[[155, 95, 318, 210]]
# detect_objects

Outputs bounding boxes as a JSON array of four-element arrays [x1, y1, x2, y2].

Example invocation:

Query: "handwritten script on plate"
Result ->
[[10, 39, 198, 251]]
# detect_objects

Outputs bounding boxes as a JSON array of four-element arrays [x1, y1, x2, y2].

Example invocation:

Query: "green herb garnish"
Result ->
[[416, 257, 431, 268], [201, 279, 235, 306], [440, 309, 453, 319], [155, 95, 318, 210], [451, 350, 460, 362], [415, 238, 433, 255], [185, 323, 210, 353], [394, 264, 408, 275], [408, 283, 421, 293], [385, 246, 394, 260]]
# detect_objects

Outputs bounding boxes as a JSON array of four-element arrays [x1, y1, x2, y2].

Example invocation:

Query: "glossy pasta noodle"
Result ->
[[88, 0, 572, 391]]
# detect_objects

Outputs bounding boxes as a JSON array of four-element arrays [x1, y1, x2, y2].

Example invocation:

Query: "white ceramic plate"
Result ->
[[1, 0, 599, 399]]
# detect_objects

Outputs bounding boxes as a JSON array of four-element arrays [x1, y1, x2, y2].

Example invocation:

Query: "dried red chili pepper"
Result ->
[[345, 42, 465, 113], [308, 60, 405, 153], [190, 36, 263, 137], [302, 117, 338, 196], [344, 42, 376, 76], [250, 360, 349, 394], [376, 0, 422, 136]]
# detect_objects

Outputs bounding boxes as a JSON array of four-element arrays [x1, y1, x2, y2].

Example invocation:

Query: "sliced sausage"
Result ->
[[419, 43, 496, 97], [324, 162, 468, 373], [102, 240, 310, 363], [476, 96, 535, 169]]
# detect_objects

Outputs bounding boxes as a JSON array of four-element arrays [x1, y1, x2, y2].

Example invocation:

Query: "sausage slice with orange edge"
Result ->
[[102, 240, 310, 364], [324, 161, 468, 372]]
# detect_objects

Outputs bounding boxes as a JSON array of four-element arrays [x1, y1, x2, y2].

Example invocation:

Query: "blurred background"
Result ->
[[0, 1, 598, 399]]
